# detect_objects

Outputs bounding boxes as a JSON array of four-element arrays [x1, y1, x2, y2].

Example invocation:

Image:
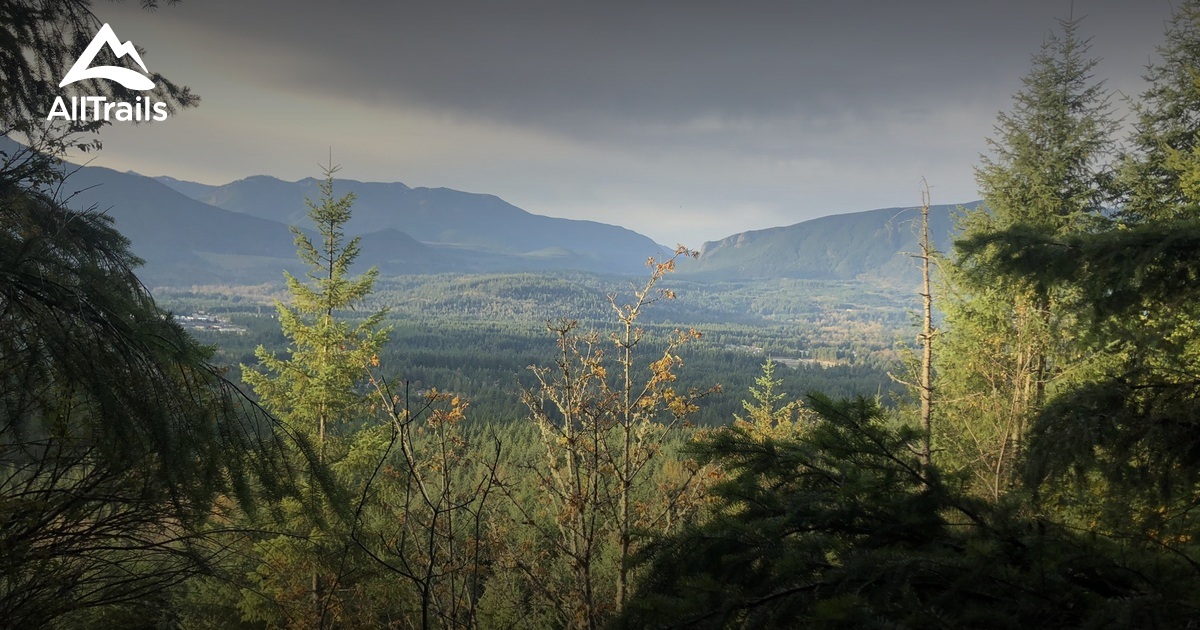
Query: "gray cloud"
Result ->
[[85, 0, 1178, 245]]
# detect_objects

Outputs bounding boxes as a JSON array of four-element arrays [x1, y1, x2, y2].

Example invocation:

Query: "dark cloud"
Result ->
[[107, 1, 1165, 128], [87, 0, 1178, 244]]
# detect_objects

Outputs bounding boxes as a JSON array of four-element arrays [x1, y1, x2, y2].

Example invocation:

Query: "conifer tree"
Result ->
[[733, 358, 806, 441], [1119, 0, 1200, 222], [243, 163, 387, 460], [937, 17, 1115, 497], [963, 0, 1200, 543], [621, 395, 1200, 629], [0, 3, 302, 626], [240, 162, 387, 628]]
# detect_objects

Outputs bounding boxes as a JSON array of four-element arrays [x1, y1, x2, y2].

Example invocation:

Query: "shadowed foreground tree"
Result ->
[[0, 2, 310, 627], [958, 216, 1200, 549], [0, 146, 303, 630], [620, 395, 1200, 629]]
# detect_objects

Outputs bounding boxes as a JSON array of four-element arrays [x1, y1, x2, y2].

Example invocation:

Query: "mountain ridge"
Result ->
[[680, 201, 981, 284], [5, 136, 985, 289], [158, 174, 665, 265]]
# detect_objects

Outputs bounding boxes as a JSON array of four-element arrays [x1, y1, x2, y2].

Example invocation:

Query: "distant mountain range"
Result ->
[[5, 136, 982, 288], [3, 136, 669, 284], [679, 202, 980, 285], [163, 175, 661, 265]]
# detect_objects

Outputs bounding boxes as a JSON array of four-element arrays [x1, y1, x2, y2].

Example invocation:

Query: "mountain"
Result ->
[[7, 135, 985, 289], [680, 202, 980, 284], [62, 166, 664, 284], [61, 165, 305, 285], [151, 174, 218, 200], [158, 175, 665, 271], [1, 136, 676, 285]]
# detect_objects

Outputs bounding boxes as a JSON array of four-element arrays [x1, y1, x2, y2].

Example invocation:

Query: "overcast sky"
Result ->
[[76, 0, 1176, 245]]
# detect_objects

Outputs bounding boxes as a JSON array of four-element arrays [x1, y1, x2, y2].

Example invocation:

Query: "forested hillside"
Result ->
[[681, 201, 977, 285], [6, 3, 1200, 630]]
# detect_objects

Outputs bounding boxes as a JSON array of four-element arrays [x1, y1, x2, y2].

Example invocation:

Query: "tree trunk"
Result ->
[[918, 181, 935, 468]]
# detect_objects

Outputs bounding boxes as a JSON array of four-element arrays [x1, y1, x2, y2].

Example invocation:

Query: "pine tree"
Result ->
[[937, 17, 1115, 497], [733, 358, 806, 441], [1119, 0, 1200, 222], [243, 162, 387, 460], [239, 162, 388, 628]]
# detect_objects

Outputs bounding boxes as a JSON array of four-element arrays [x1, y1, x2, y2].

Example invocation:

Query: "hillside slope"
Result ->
[[680, 202, 980, 285], [161, 175, 665, 272]]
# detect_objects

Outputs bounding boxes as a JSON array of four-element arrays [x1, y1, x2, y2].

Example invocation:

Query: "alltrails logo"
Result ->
[[46, 23, 169, 122]]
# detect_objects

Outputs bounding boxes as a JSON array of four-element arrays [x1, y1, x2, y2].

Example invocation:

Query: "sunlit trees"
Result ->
[[239, 163, 387, 627], [1119, 0, 1200, 223], [937, 17, 1116, 497], [497, 247, 714, 627], [732, 358, 806, 441], [956, 0, 1200, 552]]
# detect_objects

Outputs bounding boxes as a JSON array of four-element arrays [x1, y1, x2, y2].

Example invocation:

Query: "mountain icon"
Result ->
[[59, 23, 155, 91]]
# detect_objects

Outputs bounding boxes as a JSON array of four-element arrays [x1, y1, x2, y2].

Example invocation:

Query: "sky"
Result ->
[[75, 0, 1177, 246]]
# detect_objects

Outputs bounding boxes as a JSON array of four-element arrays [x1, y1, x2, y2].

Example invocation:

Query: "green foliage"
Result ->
[[622, 396, 1200, 629], [1120, 0, 1200, 222], [243, 163, 387, 454], [165, 274, 909, 429], [0, 4, 293, 626], [16, 6, 1200, 629], [344, 381, 500, 629], [0, 180, 296, 626], [937, 17, 1114, 498], [732, 359, 807, 440], [958, 211, 1200, 537], [237, 164, 388, 627]]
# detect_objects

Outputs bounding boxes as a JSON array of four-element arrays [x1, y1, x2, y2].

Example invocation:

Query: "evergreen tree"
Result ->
[[0, 3, 303, 626], [1119, 0, 1200, 222], [937, 17, 1115, 497], [621, 395, 1200, 629], [239, 163, 388, 628], [732, 358, 806, 441], [244, 163, 386, 459], [958, 1, 1200, 548]]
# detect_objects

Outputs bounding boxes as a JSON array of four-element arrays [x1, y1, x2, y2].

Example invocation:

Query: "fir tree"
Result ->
[[732, 358, 806, 441], [960, 1, 1200, 547], [0, 3, 293, 626], [243, 162, 387, 460], [239, 162, 388, 627], [1119, 0, 1200, 222], [938, 17, 1115, 497]]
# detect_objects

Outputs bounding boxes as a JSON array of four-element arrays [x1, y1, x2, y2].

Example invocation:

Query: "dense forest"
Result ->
[[7, 2, 1200, 629], [157, 273, 909, 427]]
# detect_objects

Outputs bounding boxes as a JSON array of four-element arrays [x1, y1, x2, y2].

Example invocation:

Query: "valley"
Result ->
[[159, 271, 917, 427]]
